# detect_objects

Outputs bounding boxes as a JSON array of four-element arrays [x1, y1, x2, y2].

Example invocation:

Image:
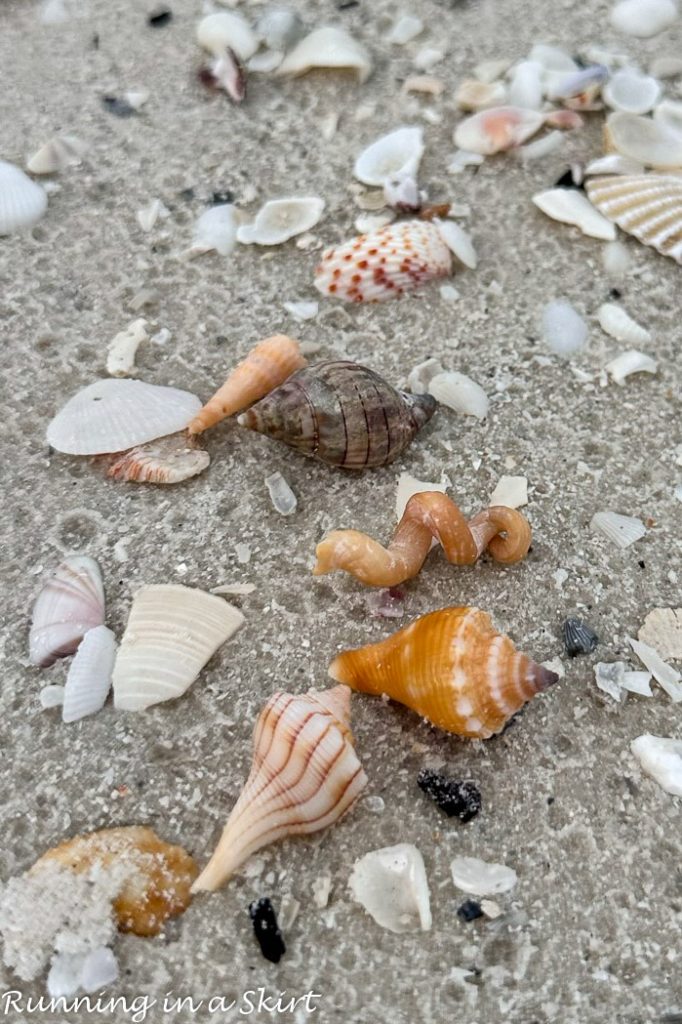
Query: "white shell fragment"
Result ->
[[603, 69, 661, 115], [46, 379, 202, 456], [62, 625, 116, 724], [611, 0, 679, 38], [628, 637, 682, 701], [489, 475, 528, 509], [407, 357, 443, 395], [196, 12, 258, 59], [532, 189, 616, 241], [237, 197, 325, 245], [454, 106, 544, 155], [354, 127, 424, 187], [455, 79, 508, 112], [621, 671, 653, 696], [80, 947, 119, 994], [602, 240, 632, 278], [639, 608, 682, 660], [585, 155, 645, 177], [597, 304, 650, 345], [508, 60, 544, 110], [428, 372, 489, 419], [434, 220, 477, 269], [136, 198, 169, 233], [0, 160, 48, 235], [542, 300, 588, 358], [631, 735, 682, 796], [529, 44, 577, 74], [106, 318, 149, 378], [27, 135, 87, 175], [517, 130, 564, 164], [29, 556, 105, 667], [590, 510, 646, 548], [654, 99, 682, 136], [256, 8, 303, 51], [283, 300, 318, 321], [606, 112, 682, 169], [348, 844, 432, 933], [189, 204, 238, 258], [112, 584, 245, 711], [277, 27, 372, 83], [605, 350, 658, 385], [265, 471, 297, 516], [39, 685, 66, 709], [594, 661, 627, 701], [387, 15, 424, 45], [395, 472, 446, 520], [450, 856, 517, 896]]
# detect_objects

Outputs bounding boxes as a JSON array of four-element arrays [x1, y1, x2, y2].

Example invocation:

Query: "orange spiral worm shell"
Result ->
[[313, 492, 532, 586], [328, 607, 559, 740]]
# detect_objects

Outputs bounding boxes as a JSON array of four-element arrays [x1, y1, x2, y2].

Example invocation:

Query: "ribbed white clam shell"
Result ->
[[532, 188, 616, 240], [196, 12, 258, 59], [603, 69, 661, 115], [26, 136, 87, 175], [62, 625, 116, 723], [29, 556, 105, 667], [46, 379, 202, 455], [586, 174, 682, 263], [605, 112, 682, 169], [605, 349, 658, 384], [277, 27, 372, 82], [631, 735, 682, 795], [597, 303, 651, 344], [112, 585, 244, 711], [237, 197, 325, 245], [353, 126, 424, 187], [0, 160, 48, 235], [349, 844, 432, 933], [590, 510, 646, 548]]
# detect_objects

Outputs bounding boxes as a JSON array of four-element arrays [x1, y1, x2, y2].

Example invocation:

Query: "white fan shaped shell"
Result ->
[[236, 197, 325, 245], [196, 12, 258, 59], [590, 510, 646, 547], [113, 585, 245, 711], [29, 556, 105, 667], [0, 160, 48, 235], [349, 844, 432, 933], [62, 625, 117, 723], [277, 27, 372, 82], [46, 379, 202, 455], [353, 127, 424, 186]]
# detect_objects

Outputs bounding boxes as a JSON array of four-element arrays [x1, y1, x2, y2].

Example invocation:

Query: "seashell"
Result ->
[[256, 8, 304, 51], [433, 220, 477, 269], [489, 475, 528, 509], [639, 608, 682, 661], [533, 189, 616, 241], [26, 135, 87, 175], [79, 947, 118, 994], [508, 60, 544, 110], [353, 126, 424, 187], [605, 349, 658, 384], [348, 844, 431, 933], [189, 334, 306, 434], [528, 44, 577, 74], [137, 197, 167, 233], [40, 684, 65, 709], [604, 112, 682, 169], [247, 49, 283, 74], [0, 160, 48, 235], [454, 106, 545, 155], [35, 826, 197, 936], [277, 27, 372, 83], [621, 670, 654, 696], [47, 947, 118, 999], [283, 300, 318, 321], [597, 303, 651, 345], [603, 69, 661, 115], [631, 735, 682, 796], [563, 617, 599, 657], [196, 12, 258, 59], [406, 356, 444, 396], [544, 108, 584, 131], [112, 584, 245, 711], [47, 379, 202, 456], [105, 431, 210, 485], [590, 510, 646, 548], [188, 204, 238, 257], [314, 220, 452, 303], [29, 555, 105, 667], [602, 239, 632, 277], [611, 0, 678, 38], [265, 471, 297, 515], [237, 360, 437, 469], [542, 299, 589, 357], [313, 493, 531, 587], [382, 172, 421, 213], [455, 79, 508, 112], [475, 57, 514, 82], [517, 130, 564, 164], [450, 856, 517, 896], [547, 65, 609, 103], [328, 607, 559, 739], [650, 56, 682, 78], [654, 99, 682, 137], [427, 371, 488, 417], [386, 14, 424, 45], [62, 624, 116, 723], [585, 174, 682, 263], [200, 48, 247, 103], [402, 75, 445, 97], [191, 685, 368, 891], [628, 636, 682, 701], [237, 197, 325, 245], [106, 318, 148, 378], [584, 154, 645, 176], [448, 149, 485, 173]]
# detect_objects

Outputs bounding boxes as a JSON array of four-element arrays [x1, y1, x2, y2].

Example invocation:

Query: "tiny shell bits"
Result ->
[[314, 220, 452, 303], [585, 175, 682, 264], [105, 432, 210, 485], [237, 360, 436, 469], [189, 335, 307, 434], [191, 686, 368, 891], [29, 555, 105, 667], [328, 607, 559, 739], [112, 585, 244, 711], [313, 493, 532, 587]]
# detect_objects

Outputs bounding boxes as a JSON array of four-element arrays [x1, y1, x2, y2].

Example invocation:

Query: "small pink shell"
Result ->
[[314, 220, 452, 303], [29, 556, 105, 667]]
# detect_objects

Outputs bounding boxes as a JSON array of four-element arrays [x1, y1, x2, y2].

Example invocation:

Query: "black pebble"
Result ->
[[101, 95, 136, 118], [609, 287, 623, 300], [248, 898, 286, 964], [211, 190, 234, 205], [562, 617, 599, 657], [148, 7, 172, 27], [553, 168, 585, 191], [457, 900, 483, 922], [417, 769, 481, 823]]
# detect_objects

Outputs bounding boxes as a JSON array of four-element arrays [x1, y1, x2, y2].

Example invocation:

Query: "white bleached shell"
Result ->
[[46, 379, 202, 456], [387, 15, 423, 44], [106, 318, 148, 378], [586, 174, 682, 263], [354, 127, 424, 187], [508, 60, 544, 110], [597, 303, 650, 345], [489, 475, 528, 509], [40, 685, 66, 709], [47, 953, 89, 999], [383, 173, 420, 211], [546, 64, 608, 102], [590, 510, 646, 548], [112, 584, 244, 711], [277, 27, 372, 83], [542, 300, 588, 357], [256, 8, 303, 51], [395, 471, 446, 520], [0, 160, 48, 235], [428, 371, 488, 419], [474, 57, 514, 82], [631, 735, 682, 795], [105, 432, 210, 486], [605, 112, 682, 169], [26, 135, 87, 175], [265, 471, 297, 515], [455, 79, 507, 112], [654, 99, 682, 136], [517, 130, 564, 164], [29, 556, 105, 667], [62, 625, 116, 724], [247, 49, 283, 74], [594, 661, 626, 701], [650, 56, 682, 77], [628, 637, 682, 701], [639, 608, 682, 660], [413, 46, 446, 72], [528, 44, 578, 73], [434, 220, 477, 269], [448, 149, 486, 173], [585, 154, 645, 176], [190, 204, 238, 257], [532, 189, 616, 241], [611, 0, 679, 38], [237, 197, 324, 245], [283, 300, 319, 321], [196, 12, 258, 59], [605, 349, 658, 384], [603, 69, 661, 115], [621, 671, 653, 696], [602, 240, 632, 277], [136, 198, 169, 233], [454, 106, 544, 155], [349, 844, 432, 933], [80, 947, 118, 994], [450, 856, 517, 896], [407, 357, 444, 396]]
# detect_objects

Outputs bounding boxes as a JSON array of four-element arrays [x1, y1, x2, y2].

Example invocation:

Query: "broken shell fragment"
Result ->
[[489, 475, 528, 509], [454, 107, 545, 155], [277, 27, 372, 83], [112, 585, 244, 711], [532, 189, 616, 241], [105, 431, 210, 485], [265, 471, 297, 515], [353, 126, 424, 186], [427, 371, 488, 417], [542, 300, 588, 357], [628, 637, 682, 701], [605, 350, 658, 385], [27, 135, 87, 175], [29, 556, 105, 667], [590, 510, 646, 547], [0, 160, 48, 235], [196, 11, 258, 59], [603, 69, 661, 115], [256, 8, 303, 51], [434, 220, 478, 269], [610, 0, 678, 38], [585, 174, 682, 264], [639, 608, 682, 661], [237, 197, 325, 245], [584, 154, 645, 177], [189, 204, 239, 257], [508, 60, 544, 110], [597, 303, 651, 345], [349, 844, 431, 933], [106, 318, 148, 378], [455, 79, 507, 111], [62, 625, 116, 723], [191, 686, 367, 891], [450, 856, 517, 896], [631, 735, 682, 795], [605, 112, 682, 169]]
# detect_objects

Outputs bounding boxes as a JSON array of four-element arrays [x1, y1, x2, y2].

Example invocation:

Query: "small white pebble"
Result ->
[[40, 685, 65, 709], [265, 471, 297, 516], [440, 284, 460, 302]]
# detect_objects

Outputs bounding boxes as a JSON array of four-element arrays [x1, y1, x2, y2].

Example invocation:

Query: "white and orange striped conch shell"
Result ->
[[192, 685, 367, 892], [329, 607, 559, 740]]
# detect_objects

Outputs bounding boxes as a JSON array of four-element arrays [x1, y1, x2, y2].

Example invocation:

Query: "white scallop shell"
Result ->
[[454, 106, 544, 155], [631, 735, 682, 795], [427, 371, 488, 419], [349, 844, 432, 933], [277, 27, 372, 83], [29, 556, 105, 667], [508, 60, 543, 110], [603, 69, 661, 116], [189, 204, 238, 257], [0, 160, 48, 235], [605, 112, 682, 169], [196, 12, 258, 59], [26, 135, 87, 175], [605, 349, 658, 384], [62, 625, 116, 723], [611, 0, 678, 38], [597, 303, 651, 344], [590, 510, 646, 548], [434, 220, 478, 269], [353, 126, 424, 187], [586, 174, 682, 263], [46, 379, 202, 456], [450, 856, 517, 896], [532, 188, 616, 240], [237, 197, 325, 245], [112, 585, 245, 711]]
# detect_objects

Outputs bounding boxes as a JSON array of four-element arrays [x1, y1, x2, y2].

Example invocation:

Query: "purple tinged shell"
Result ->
[[29, 556, 105, 667]]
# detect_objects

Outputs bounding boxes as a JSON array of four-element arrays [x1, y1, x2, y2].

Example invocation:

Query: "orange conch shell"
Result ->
[[188, 334, 306, 434], [329, 607, 558, 739], [192, 685, 367, 892]]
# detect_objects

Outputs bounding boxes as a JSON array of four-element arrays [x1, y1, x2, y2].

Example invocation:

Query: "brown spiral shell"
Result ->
[[237, 360, 437, 469]]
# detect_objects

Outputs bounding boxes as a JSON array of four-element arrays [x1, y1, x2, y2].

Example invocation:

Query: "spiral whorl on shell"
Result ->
[[313, 492, 532, 586], [192, 685, 367, 892], [237, 360, 437, 469], [329, 607, 558, 740]]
